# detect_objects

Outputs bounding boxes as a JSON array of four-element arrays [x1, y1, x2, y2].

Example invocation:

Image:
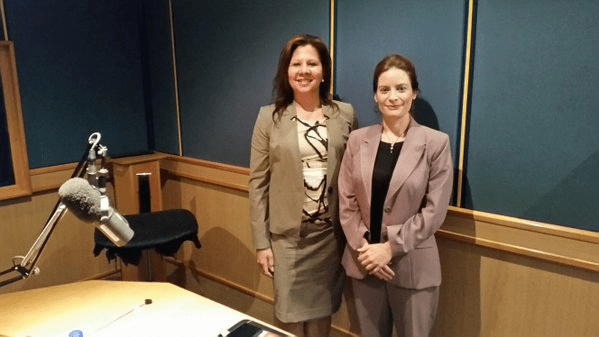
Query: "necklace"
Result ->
[[383, 132, 403, 153]]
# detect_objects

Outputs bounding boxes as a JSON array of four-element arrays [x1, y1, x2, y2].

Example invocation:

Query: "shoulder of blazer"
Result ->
[[408, 123, 451, 169], [255, 103, 295, 129], [255, 104, 276, 127], [348, 124, 380, 143], [258, 103, 276, 114], [330, 100, 356, 118], [411, 122, 450, 151], [332, 100, 353, 113], [258, 103, 280, 118]]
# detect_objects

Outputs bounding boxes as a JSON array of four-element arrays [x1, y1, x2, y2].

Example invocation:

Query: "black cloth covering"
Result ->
[[93, 209, 201, 265]]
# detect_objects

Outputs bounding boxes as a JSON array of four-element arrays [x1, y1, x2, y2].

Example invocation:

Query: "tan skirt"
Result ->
[[271, 221, 345, 323]]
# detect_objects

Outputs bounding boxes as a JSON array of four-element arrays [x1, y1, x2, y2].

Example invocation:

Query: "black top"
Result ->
[[370, 141, 403, 243]]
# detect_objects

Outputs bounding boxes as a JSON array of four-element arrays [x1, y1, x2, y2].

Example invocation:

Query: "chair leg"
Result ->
[[144, 250, 152, 281]]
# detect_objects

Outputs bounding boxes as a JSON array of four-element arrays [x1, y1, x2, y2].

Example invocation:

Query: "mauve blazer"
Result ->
[[249, 101, 358, 250], [338, 118, 453, 289]]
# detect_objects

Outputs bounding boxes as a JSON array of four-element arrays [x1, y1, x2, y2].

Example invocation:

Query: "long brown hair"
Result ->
[[272, 34, 334, 121]]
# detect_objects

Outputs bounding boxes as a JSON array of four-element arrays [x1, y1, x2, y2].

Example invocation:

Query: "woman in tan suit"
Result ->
[[249, 34, 357, 337], [338, 54, 453, 337]]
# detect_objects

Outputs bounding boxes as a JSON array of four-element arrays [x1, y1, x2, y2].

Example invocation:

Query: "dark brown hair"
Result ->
[[272, 34, 334, 121], [373, 54, 419, 113]]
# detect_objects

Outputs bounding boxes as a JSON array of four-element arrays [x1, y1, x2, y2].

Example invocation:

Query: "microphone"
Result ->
[[58, 178, 134, 247]]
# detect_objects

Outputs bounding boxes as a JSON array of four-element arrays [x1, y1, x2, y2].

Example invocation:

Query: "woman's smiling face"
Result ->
[[287, 44, 323, 96], [375, 67, 417, 119]]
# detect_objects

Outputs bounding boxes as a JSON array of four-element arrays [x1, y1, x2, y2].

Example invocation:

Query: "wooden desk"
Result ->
[[0, 280, 287, 337]]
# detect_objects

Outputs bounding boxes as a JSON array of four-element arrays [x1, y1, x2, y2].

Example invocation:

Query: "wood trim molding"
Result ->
[[0, 0, 8, 41], [28, 155, 169, 194], [168, 0, 183, 156], [108, 153, 166, 166], [439, 207, 598, 272], [159, 153, 249, 192], [160, 153, 249, 175], [447, 206, 599, 244], [29, 162, 77, 193], [329, 0, 336, 95], [456, 0, 475, 207]]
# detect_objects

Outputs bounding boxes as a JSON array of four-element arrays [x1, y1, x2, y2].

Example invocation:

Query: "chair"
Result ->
[[93, 209, 201, 279]]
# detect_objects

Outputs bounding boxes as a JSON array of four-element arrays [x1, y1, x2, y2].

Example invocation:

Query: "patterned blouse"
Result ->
[[295, 116, 330, 225]]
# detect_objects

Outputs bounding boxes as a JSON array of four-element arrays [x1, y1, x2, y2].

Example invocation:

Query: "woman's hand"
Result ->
[[357, 242, 394, 280], [371, 265, 395, 281], [256, 248, 274, 277]]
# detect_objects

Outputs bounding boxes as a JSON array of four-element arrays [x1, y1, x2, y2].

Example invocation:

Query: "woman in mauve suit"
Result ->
[[338, 54, 453, 337], [249, 34, 357, 337]]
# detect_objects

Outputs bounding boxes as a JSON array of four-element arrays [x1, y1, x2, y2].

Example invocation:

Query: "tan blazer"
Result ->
[[249, 101, 358, 250], [338, 118, 453, 289]]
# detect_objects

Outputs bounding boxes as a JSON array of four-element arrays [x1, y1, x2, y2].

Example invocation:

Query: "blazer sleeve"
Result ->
[[338, 133, 369, 251], [386, 134, 453, 256], [249, 107, 272, 250], [351, 109, 359, 131]]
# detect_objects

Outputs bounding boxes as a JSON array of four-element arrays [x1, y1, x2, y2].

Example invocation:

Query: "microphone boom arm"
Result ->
[[0, 132, 107, 288], [0, 203, 68, 287]]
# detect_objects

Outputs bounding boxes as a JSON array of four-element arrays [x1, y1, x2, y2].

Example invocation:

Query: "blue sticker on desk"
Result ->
[[68, 330, 83, 337]]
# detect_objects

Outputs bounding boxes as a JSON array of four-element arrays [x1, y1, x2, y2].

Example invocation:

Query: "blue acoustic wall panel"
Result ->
[[465, 0, 599, 231], [5, 0, 150, 168], [335, 0, 466, 169], [172, 0, 330, 167], [140, 0, 179, 155]]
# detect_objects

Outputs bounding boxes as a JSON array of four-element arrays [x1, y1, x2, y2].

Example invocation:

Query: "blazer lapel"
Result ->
[[360, 126, 383, 207], [386, 118, 426, 201], [279, 104, 302, 182]]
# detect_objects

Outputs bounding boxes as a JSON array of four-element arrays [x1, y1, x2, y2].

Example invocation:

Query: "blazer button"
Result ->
[[327, 187, 333, 193], [384, 207, 392, 213]]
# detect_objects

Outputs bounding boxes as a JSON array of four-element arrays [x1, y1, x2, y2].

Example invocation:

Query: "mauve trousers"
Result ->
[[351, 276, 439, 337]]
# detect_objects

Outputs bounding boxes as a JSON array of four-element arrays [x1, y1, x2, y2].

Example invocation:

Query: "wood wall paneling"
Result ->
[[157, 154, 599, 337]]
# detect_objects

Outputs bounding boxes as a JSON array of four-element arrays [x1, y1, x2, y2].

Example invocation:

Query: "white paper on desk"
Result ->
[[91, 296, 249, 336]]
